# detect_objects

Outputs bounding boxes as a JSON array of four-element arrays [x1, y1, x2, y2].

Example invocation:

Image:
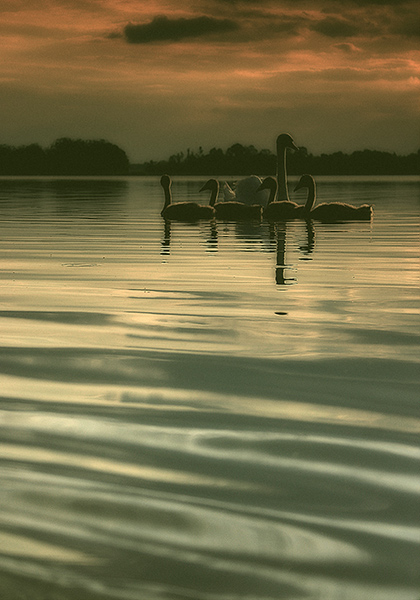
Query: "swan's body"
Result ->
[[201, 179, 262, 220], [258, 177, 306, 221], [294, 174, 373, 222], [223, 175, 269, 206], [160, 174, 215, 221]]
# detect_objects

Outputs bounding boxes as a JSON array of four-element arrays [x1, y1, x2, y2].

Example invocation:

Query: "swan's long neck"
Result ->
[[162, 183, 172, 209], [303, 179, 316, 213], [208, 182, 219, 207], [276, 141, 289, 202], [267, 181, 277, 206]]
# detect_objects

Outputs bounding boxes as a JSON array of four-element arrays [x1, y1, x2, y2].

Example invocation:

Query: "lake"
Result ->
[[0, 175, 419, 600]]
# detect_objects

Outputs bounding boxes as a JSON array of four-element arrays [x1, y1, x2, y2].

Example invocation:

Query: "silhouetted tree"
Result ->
[[0, 137, 417, 176], [0, 138, 129, 175], [134, 144, 419, 176], [0, 145, 16, 175], [15, 144, 47, 175], [46, 138, 129, 175]]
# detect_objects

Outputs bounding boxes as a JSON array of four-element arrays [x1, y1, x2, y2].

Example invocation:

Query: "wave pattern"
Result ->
[[1, 375, 420, 600], [0, 176, 419, 600]]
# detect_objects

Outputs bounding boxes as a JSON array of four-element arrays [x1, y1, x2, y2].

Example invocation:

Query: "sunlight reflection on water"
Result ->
[[0, 176, 419, 600]]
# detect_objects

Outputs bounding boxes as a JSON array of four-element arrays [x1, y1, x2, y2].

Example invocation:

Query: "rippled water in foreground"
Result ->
[[0, 175, 419, 600]]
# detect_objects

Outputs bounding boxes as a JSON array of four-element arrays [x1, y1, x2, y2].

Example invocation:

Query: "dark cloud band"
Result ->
[[124, 15, 239, 44], [312, 16, 359, 38]]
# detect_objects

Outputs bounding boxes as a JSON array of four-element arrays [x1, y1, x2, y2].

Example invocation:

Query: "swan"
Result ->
[[160, 174, 215, 221], [294, 174, 373, 221], [257, 176, 307, 220], [222, 133, 298, 205], [200, 179, 262, 220], [223, 175, 269, 206]]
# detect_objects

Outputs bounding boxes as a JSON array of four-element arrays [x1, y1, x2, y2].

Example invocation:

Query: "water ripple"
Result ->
[[1, 176, 419, 600]]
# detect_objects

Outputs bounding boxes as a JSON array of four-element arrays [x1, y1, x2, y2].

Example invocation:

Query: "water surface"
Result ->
[[0, 175, 419, 600]]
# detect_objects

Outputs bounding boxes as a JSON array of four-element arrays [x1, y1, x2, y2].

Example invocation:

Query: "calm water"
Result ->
[[0, 175, 419, 600]]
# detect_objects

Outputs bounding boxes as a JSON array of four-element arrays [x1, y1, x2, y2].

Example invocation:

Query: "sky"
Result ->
[[1, 0, 419, 162]]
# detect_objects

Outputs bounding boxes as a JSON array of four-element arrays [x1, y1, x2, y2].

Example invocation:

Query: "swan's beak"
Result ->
[[294, 180, 304, 192], [199, 183, 209, 192], [290, 141, 299, 152]]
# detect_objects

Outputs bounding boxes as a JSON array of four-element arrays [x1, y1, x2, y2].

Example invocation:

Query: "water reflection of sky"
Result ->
[[0, 176, 418, 363], [0, 176, 419, 600]]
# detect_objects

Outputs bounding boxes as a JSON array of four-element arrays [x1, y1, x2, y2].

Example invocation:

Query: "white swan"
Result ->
[[222, 133, 298, 205], [160, 175, 215, 221], [294, 174, 373, 221], [223, 175, 268, 206], [200, 179, 262, 220]]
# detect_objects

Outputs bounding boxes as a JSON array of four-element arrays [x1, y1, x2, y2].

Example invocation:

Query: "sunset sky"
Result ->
[[1, 0, 419, 162]]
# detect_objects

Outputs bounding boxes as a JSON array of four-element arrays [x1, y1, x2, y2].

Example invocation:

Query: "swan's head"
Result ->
[[199, 179, 219, 193], [257, 176, 277, 193], [276, 133, 299, 151], [294, 174, 314, 192], [160, 174, 171, 189]]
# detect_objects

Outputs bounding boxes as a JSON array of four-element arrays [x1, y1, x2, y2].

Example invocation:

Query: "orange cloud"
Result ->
[[0, 0, 418, 159]]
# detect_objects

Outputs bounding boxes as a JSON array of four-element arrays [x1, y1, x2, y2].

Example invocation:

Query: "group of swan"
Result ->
[[160, 133, 373, 222], [258, 174, 372, 221], [200, 178, 263, 220], [219, 133, 299, 206]]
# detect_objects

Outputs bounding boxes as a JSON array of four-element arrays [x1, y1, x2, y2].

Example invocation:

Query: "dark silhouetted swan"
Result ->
[[294, 174, 373, 221], [200, 179, 262, 220], [258, 176, 307, 221], [222, 133, 298, 205], [160, 175, 215, 221]]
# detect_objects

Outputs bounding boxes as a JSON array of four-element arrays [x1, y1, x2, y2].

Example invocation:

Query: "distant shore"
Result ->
[[130, 143, 419, 176], [1, 138, 418, 176]]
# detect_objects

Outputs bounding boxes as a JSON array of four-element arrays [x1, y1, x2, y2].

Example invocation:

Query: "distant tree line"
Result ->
[[0, 138, 130, 175], [1, 138, 418, 176], [131, 143, 420, 176]]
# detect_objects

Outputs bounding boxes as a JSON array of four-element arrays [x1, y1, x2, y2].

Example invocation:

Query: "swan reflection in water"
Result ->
[[160, 219, 217, 255], [268, 222, 314, 286], [160, 220, 171, 255], [271, 223, 295, 286], [299, 220, 315, 256], [161, 217, 315, 288]]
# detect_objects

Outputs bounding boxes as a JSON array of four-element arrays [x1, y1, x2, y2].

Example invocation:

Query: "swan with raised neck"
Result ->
[[276, 133, 299, 201], [160, 174, 215, 221], [294, 174, 373, 221]]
